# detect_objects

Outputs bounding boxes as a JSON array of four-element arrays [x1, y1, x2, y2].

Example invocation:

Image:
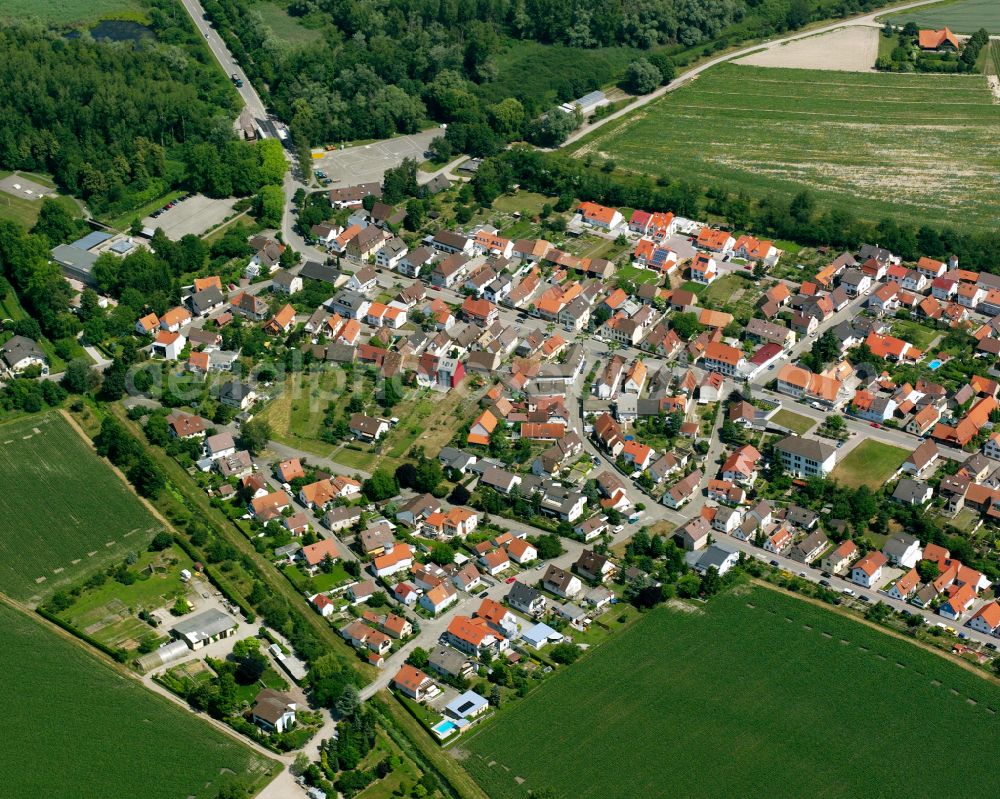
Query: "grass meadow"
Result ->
[[0, 0, 146, 25], [0, 413, 163, 604], [0, 602, 275, 799], [461, 587, 1000, 799], [572, 64, 1000, 230], [832, 438, 909, 489]]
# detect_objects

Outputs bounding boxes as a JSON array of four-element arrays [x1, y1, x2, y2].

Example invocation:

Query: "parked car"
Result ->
[[985, 642, 997, 651], [858, 595, 870, 603], [842, 588, 855, 596], [820, 571, 832, 578], [478, 591, 489, 599], [870, 422, 881, 429], [769, 560, 779, 567], [505, 576, 516, 584], [819, 579, 830, 587]]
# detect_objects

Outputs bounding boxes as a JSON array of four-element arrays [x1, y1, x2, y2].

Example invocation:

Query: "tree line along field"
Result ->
[[884, 0, 1000, 34], [0, 413, 163, 604], [0, 601, 275, 798], [461, 586, 1000, 799], [571, 64, 1000, 231]]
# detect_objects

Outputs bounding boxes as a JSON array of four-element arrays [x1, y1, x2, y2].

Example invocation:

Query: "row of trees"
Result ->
[[472, 147, 1000, 274]]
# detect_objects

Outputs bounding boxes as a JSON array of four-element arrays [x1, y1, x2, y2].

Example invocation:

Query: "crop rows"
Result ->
[[0, 413, 162, 603], [463, 586, 1000, 799], [573, 64, 1000, 230]]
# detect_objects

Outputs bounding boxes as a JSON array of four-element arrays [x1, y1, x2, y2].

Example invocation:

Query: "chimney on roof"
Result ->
[[948, 255, 959, 268]]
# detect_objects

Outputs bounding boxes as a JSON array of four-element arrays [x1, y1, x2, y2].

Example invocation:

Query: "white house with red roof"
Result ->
[[577, 201, 623, 232], [851, 551, 887, 589]]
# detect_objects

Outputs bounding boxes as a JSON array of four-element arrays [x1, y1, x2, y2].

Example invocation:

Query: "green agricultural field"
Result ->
[[0, 602, 275, 799], [0, 413, 164, 604], [832, 438, 909, 489], [572, 64, 1000, 230], [463, 587, 1000, 799], [0, 0, 146, 25], [884, 0, 1000, 33]]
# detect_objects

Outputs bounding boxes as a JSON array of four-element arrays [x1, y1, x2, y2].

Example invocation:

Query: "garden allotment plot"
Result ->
[[573, 64, 1000, 230], [0, 413, 162, 603], [462, 587, 1000, 799]]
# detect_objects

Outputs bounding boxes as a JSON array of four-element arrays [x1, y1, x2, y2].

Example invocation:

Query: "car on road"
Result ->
[[769, 560, 779, 567], [870, 422, 881, 428], [505, 576, 516, 584], [478, 591, 489, 599]]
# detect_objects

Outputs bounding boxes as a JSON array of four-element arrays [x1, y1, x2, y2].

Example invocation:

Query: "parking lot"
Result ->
[[311, 129, 440, 186], [143, 194, 238, 239], [0, 173, 52, 201]]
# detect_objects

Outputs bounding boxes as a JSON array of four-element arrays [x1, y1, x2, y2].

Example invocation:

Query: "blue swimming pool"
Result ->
[[432, 719, 458, 739], [928, 359, 943, 370]]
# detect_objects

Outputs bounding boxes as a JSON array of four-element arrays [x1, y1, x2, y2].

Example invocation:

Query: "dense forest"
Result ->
[[205, 0, 898, 150], [0, 0, 282, 216]]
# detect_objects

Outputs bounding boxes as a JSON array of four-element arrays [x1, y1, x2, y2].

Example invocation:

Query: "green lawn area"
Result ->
[[701, 273, 751, 308], [463, 586, 1000, 799], [572, 64, 1000, 230], [284, 562, 352, 594], [0, 188, 77, 230], [256, 1, 323, 45], [492, 192, 554, 216], [57, 544, 193, 649], [0, 0, 146, 24], [891, 318, 940, 352], [883, 0, 1000, 33], [0, 413, 164, 604], [0, 602, 276, 799], [771, 409, 815, 435], [615, 264, 661, 285], [832, 439, 909, 489]]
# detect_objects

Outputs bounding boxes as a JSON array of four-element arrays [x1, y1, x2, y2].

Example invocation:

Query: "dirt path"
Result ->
[[735, 26, 879, 72]]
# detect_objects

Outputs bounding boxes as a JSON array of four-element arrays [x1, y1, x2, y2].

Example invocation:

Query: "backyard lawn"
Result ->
[[771, 409, 815, 435], [462, 586, 1000, 799], [891, 318, 941, 353], [831, 439, 909, 489]]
